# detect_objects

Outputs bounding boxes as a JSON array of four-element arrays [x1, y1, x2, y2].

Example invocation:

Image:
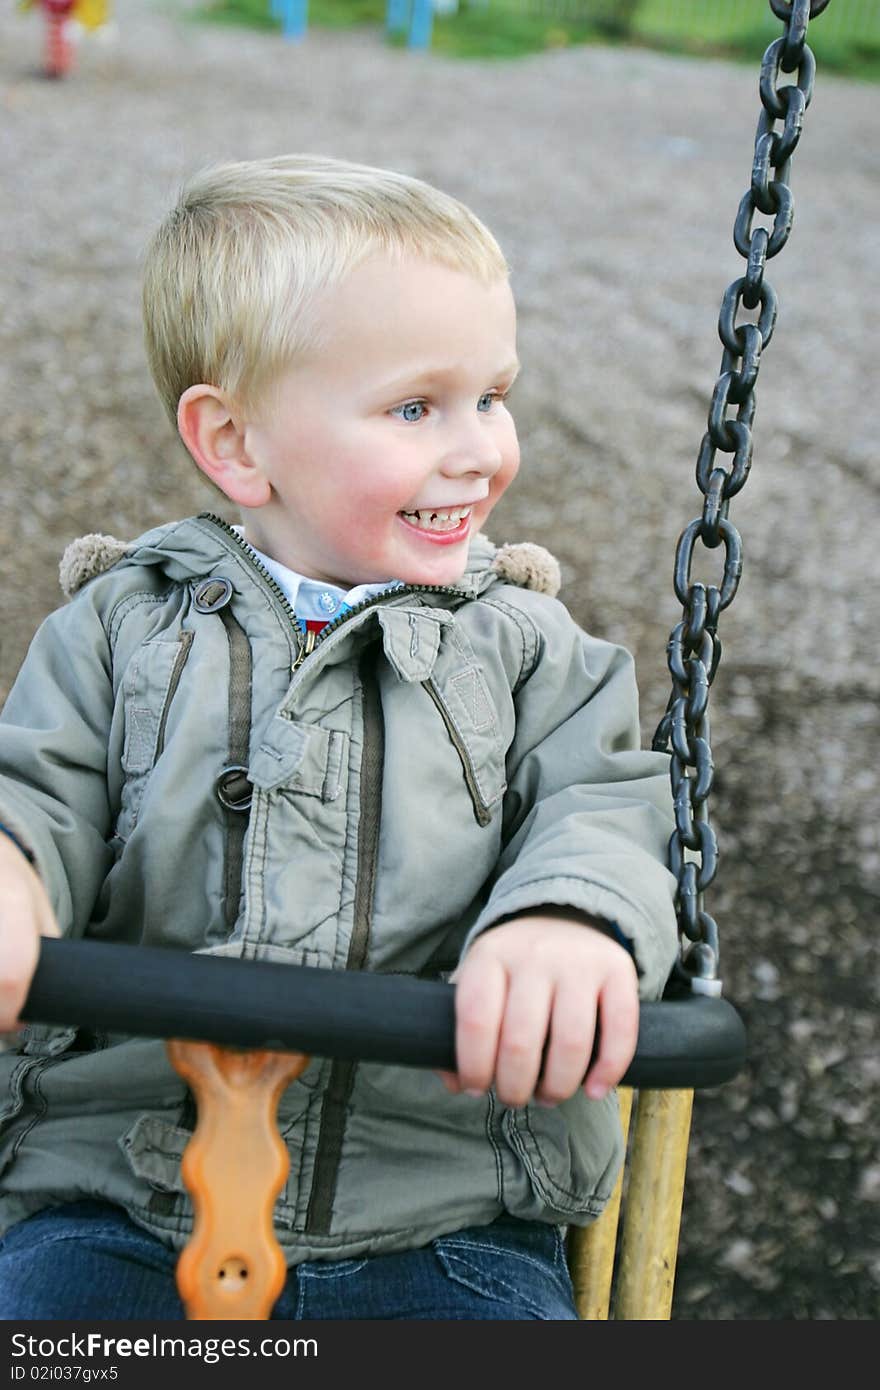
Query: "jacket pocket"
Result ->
[[499, 1090, 624, 1222], [119, 1057, 325, 1222], [0, 1027, 82, 1180], [422, 672, 506, 827], [120, 1113, 190, 1195], [0, 1057, 38, 1180], [119, 1112, 193, 1223], [116, 633, 194, 839], [248, 714, 347, 803]]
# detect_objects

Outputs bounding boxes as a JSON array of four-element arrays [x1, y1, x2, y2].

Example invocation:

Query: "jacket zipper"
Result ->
[[311, 580, 468, 649], [198, 513, 305, 667]]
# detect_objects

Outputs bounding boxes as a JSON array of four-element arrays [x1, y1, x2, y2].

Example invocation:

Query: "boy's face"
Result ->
[[240, 255, 520, 589]]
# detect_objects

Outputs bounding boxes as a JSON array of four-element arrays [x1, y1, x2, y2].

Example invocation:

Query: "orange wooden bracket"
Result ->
[[166, 1040, 310, 1320]]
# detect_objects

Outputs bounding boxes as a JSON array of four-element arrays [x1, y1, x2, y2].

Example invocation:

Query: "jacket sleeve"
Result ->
[[462, 592, 680, 1000], [0, 596, 116, 937]]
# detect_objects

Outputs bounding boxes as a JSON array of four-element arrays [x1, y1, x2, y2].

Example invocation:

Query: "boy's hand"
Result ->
[[0, 833, 59, 1036], [436, 915, 638, 1108]]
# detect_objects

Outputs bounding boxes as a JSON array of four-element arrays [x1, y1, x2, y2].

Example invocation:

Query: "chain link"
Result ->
[[652, 0, 830, 995]]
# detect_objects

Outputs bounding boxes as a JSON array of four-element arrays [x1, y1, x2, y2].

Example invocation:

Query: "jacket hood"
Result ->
[[59, 514, 562, 602]]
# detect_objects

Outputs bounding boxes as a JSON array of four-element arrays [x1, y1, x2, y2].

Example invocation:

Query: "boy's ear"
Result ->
[[177, 385, 271, 508]]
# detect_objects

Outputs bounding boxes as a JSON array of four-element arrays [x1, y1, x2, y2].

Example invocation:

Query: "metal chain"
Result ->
[[652, 0, 831, 997]]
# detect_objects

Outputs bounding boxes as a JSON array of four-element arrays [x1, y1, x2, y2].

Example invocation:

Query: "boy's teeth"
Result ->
[[401, 506, 471, 532]]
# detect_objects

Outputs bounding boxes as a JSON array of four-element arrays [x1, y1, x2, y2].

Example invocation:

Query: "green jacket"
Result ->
[[0, 514, 678, 1260]]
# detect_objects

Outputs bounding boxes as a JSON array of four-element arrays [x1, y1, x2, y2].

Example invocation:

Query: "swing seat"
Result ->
[[23, 938, 746, 1319]]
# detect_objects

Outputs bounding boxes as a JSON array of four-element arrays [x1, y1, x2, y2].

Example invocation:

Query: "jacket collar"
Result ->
[[59, 513, 561, 603]]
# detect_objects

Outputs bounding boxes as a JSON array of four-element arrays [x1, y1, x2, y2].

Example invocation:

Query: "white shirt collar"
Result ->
[[233, 528, 402, 619]]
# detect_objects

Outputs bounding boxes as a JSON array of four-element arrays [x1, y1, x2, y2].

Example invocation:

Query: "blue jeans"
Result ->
[[0, 1201, 578, 1320]]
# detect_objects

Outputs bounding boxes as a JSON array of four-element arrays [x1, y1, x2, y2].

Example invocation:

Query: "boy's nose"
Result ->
[[439, 421, 504, 480]]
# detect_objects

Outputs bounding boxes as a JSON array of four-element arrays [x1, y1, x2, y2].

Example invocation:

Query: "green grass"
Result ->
[[193, 0, 880, 76], [633, 0, 880, 81], [424, 9, 609, 60]]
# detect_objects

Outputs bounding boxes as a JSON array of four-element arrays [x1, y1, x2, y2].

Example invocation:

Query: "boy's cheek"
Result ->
[[481, 456, 519, 525], [496, 440, 521, 498]]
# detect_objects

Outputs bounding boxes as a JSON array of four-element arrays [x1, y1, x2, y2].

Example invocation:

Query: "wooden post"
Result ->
[[568, 1086, 634, 1319], [613, 1088, 694, 1320]]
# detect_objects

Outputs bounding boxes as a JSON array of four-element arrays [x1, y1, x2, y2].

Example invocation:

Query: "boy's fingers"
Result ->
[[453, 955, 506, 1095], [534, 984, 597, 1106], [493, 972, 553, 1108], [583, 973, 639, 1100], [0, 920, 40, 1034], [0, 862, 59, 1032]]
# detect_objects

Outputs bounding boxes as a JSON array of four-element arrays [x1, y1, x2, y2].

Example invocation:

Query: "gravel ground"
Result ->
[[1, 1, 877, 1320]]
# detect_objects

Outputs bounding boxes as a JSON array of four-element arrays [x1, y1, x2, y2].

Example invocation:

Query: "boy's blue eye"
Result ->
[[392, 401, 427, 423], [392, 392, 508, 422]]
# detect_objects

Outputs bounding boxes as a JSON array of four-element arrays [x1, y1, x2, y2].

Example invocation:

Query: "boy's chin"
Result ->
[[398, 554, 470, 589], [392, 511, 483, 588]]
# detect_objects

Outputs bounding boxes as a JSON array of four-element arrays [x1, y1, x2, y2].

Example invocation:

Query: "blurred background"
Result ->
[[1, 0, 877, 1318]]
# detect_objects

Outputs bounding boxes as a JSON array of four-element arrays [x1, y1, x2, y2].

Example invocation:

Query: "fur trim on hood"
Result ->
[[490, 541, 561, 597], [59, 534, 131, 600]]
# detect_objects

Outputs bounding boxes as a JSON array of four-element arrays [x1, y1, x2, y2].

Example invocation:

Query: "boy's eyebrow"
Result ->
[[375, 360, 521, 395]]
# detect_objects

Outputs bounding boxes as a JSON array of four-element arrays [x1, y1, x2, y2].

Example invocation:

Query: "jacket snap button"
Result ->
[[215, 764, 253, 812], [193, 577, 234, 613]]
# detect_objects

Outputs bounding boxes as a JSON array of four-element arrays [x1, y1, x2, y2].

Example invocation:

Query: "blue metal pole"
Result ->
[[278, 0, 308, 40], [386, 0, 411, 33], [408, 0, 433, 48]]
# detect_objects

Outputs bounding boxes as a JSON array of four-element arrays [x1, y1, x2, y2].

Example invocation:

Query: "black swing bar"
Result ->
[[21, 938, 746, 1090]]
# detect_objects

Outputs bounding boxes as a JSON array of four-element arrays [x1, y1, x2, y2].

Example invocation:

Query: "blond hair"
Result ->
[[142, 154, 510, 425]]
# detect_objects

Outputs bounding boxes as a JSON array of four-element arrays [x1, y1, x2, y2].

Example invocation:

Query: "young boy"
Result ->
[[0, 155, 678, 1320]]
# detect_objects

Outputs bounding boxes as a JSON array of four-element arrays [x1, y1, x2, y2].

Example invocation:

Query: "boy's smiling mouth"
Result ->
[[398, 505, 472, 537]]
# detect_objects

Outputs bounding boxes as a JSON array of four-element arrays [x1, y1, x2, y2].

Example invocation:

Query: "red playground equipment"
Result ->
[[20, 0, 111, 79], [43, 0, 75, 78]]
